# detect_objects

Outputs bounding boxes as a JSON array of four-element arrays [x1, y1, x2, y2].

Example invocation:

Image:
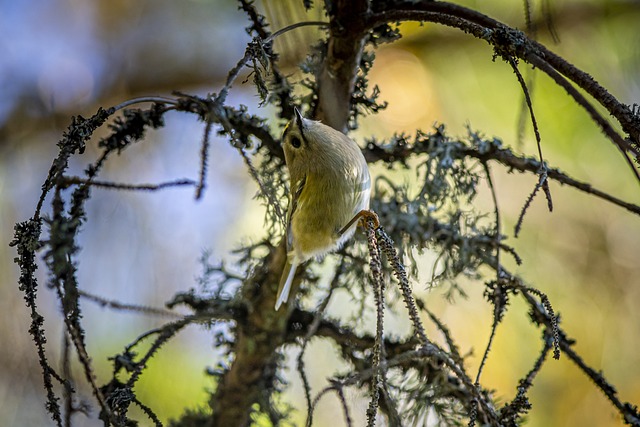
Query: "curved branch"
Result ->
[[364, 134, 640, 216], [287, 309, 499, 425], [465, 145, 640, 216], [519, 285, 640, 425], [530, 40, 640, 146], [366, 1, 640, 158], [524, 52, 640, 182]]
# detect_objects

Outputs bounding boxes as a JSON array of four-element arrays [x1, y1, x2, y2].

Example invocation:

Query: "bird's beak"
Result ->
[[294, 107, 304, 129]]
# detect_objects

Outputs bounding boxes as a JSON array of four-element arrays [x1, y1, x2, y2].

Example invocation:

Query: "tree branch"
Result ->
[[315, 0, 369, 130], [366, 1, 640, 158]]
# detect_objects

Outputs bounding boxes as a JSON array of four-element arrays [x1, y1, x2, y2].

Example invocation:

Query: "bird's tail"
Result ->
[[275, 259, 298, 310]]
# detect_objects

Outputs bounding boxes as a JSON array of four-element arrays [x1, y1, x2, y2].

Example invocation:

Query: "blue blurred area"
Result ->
[[0, 1, 267, 425], [1, 1, 100, 119], [0, 0, 249, 124]]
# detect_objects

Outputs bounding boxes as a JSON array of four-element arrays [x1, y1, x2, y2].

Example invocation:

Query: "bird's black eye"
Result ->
[[290, 136, 302, 148]]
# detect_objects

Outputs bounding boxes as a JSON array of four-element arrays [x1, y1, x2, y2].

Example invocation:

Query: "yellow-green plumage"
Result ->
[[275, 110, 371, 310]]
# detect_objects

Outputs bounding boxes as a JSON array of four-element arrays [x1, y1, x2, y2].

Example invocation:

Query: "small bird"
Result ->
[[275, 109, 372, 310]]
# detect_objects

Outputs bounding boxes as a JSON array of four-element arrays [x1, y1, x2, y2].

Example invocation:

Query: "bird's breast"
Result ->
[[291, 169, 368, 257]]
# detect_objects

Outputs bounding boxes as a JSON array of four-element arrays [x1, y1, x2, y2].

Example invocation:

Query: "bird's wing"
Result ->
[[286, 174, 306, 251]]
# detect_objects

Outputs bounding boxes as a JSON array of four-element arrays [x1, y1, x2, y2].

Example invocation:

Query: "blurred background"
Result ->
[[1, 0, 639, 426]]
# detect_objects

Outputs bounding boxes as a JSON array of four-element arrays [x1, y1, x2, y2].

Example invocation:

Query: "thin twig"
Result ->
[[300, 261, 344, 427], [61, 176, 196, 192], [132, 397, 163, 427], [365, 218, 385, 427], [323, 343, 501, 425], [112, 96, 179, 112], [421, 303, 464, 365], [264, 21, 329, 44], [507, 57, 544, 163], [522, 0, 534, 37], [522, 287, 560, 359], [500, 338, 552, 423], [49, 188, 117, 425], [79, 290, 183, 318], [236, 146, 286, 223], [507, 55, 555, 231], [62, 333, 73, 427], [525, 53, 640, 184], [514, 171, 548, 237], [216, 21, 328, 104], [473, 143, 509, 411], [483, 163, 501, 271], [518, 286, 639, 423], [125, 318, 193, 387], [376, 227, 429, 344], [516, 68, 537, 148], [309, 379, 359, 427], [335, 385, 354, 427], [475, 309, 500, 386], [196, 118, 213, 200]]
